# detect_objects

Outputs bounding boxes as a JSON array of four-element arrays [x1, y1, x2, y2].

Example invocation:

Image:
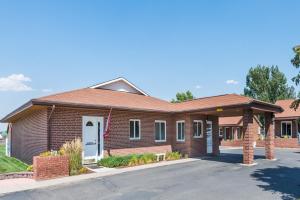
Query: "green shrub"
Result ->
[[98, 153, 156, 168], [79, 167, 89, 174], [139, 153, 156, 164], [27, 165, 33, 172], [166, 152, 181, 161], [39, 150, 60, 157], [60, 138, 83, 175], [128, 154, 139, 166], [98, 155, 131, 168]]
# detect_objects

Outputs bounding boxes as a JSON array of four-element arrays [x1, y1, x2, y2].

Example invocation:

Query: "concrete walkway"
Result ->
[[0, 158, 199, 195]]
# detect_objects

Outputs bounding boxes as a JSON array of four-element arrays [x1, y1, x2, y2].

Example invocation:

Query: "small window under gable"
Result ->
[[89, 78, 148, 96]]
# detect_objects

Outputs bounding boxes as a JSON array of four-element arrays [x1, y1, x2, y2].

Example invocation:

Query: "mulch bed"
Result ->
[[0, 172, 33, 180]]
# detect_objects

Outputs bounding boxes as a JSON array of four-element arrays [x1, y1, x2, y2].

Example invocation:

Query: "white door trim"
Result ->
[[82, 116, 104, 162], [206, 120, 213, 154]]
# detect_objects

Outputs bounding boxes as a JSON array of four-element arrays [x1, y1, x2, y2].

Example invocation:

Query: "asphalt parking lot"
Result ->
[[1, 148, 300, 200]]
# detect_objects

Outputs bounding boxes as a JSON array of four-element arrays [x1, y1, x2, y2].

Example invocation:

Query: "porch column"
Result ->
[[265, 112, 275, 160], [234, 128, 238, 140], [243, 109, 255, 165]]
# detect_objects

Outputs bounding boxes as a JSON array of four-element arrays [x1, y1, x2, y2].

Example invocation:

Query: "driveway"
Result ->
[[1, 148, 300, 200]]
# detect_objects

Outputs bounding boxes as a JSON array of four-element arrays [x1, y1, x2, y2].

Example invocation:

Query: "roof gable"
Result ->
[[275, 99, 300, 119], [90, 77, 148, 96]]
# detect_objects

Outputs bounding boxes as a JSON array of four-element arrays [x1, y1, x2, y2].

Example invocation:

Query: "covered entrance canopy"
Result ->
[[175, 94, 283, 165]]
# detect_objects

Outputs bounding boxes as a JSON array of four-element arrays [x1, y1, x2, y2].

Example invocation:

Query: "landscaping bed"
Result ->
[[0, 145, 28, 174], [98, 152, 181, 168]]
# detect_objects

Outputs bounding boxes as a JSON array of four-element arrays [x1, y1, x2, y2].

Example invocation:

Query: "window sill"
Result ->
[[193, 136, 203, 139], [155, 140, 167, 143], [176, 140, 185, 143], [129, 138, 141, 141]]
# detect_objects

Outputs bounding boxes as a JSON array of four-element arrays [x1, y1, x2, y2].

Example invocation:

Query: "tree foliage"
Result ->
[[171, 91, 194, 103], [290, 45, 300, 110], [244, 65, 295, 103]]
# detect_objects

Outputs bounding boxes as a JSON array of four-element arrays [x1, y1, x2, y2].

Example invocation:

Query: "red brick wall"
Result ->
[[33, 155, 69, 180], [11, 109, 48, 164], [275, 120, 298, 138], [49, 107, 218, 157], [172, 113, 192, 156], [105, 145, 172, 156], [49, 107, 174, 156], [190, 114, 206, 157], [221, 138, 300, 148], [11, 106, 221, 163], [172, 114, 219, 157], [257, 138, 300, 148], [221, 140, 244, 147]]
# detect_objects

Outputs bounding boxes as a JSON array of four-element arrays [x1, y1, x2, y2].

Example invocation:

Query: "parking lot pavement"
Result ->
[[1, 148, 300, 200]]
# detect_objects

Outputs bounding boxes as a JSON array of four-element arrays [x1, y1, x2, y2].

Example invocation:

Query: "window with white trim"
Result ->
[[193, 120, 203, 138], [281, 121, 292, 137], [129, 119, 140, 139], [155, 120, 166, 142], [176, 121, 185, 141], [219, 128, 223, 137], [224, 127, 233, 140]]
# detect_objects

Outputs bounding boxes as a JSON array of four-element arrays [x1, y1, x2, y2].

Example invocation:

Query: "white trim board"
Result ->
[[90, 77, 149, 96]]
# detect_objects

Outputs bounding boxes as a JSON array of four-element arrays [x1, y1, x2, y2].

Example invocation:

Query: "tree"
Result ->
[[171, 91, 194, 103], [290, 45, 300, 110], [244, 65, 295, 104]]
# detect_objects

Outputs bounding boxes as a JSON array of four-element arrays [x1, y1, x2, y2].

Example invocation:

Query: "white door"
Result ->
[[82, 116, 104, 162], [206, 121, 213, 154]]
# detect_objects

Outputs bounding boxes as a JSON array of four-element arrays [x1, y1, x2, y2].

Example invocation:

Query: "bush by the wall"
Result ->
[[60, 138, 83, 175], [98, 155, 132, 168], [166, 152, 181, 161], [98, 153, 157, 168]]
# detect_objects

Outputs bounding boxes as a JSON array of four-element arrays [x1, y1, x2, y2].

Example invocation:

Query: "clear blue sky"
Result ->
[[0, 0, 299, 130]]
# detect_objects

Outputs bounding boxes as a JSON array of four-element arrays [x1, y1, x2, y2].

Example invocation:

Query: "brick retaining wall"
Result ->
[[221, 138, 300, 148], [33, 155, 69, 180]]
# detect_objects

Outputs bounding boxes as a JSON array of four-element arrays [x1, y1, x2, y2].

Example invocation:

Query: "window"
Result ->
[[193, 120, 203, 138], [176, 121, 185, 141], [219, 128, 223, 137], [237, 127, 242, 140], [281, 121, 292, 137], [130, 119, 140, 139], [155, 120, 166, 142], [86, 121, 94, 127], [224, 127, 233, 140]]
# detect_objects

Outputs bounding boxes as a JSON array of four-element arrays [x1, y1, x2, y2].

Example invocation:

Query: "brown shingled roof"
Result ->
[[172, 94, 253, 112], [34, 88, 174, 112], [219, 116, 243, 126], [275, 99, 300, 119], [1, 88, 283, 122]]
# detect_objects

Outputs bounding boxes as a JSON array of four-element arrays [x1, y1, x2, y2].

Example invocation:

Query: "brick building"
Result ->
[[1, 78, 282, 165], [219, 99, 300, 148]]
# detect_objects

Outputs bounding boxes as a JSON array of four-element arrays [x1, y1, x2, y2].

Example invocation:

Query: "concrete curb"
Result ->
[[0, 158, 199, 195]]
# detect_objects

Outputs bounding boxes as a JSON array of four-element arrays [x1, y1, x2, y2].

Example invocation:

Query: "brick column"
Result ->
[[212, 116, 220, 156], [243, 109, 255, 165], [265, 112, 275, 160]]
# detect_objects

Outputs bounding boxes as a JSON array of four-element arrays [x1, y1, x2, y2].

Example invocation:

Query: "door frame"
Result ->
[[82, 116, 104, 162], [206, 120, 213, 154]]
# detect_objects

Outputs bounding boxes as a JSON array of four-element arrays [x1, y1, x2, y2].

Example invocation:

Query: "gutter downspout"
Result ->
[[47, 105, 55, 150]]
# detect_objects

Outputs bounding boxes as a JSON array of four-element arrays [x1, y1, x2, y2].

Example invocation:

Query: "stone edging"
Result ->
[[0, 172, 33, 180]]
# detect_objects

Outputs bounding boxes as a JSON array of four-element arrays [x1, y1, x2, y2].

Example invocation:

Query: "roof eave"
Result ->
[[0, 101, 33, 123], [275, 116, 300, 120], [31, 99, 173, 113]]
